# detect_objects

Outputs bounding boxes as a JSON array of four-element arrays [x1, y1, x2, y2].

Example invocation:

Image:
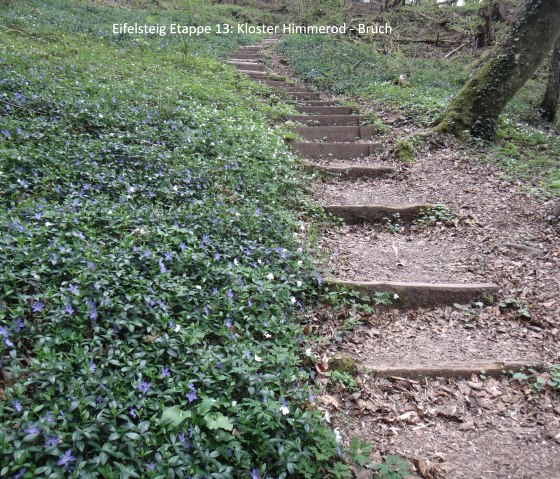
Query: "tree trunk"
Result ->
[[475, 1, 494, 48], [435, 0, 560, 140], [540, 35, 560, 121]]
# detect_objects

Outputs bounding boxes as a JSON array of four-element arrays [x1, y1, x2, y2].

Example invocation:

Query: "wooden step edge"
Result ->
[[361, 360, 547, 379], [303, 165, 395, 178], [326, 278, 499, 308], [323, 204, 431, 223]]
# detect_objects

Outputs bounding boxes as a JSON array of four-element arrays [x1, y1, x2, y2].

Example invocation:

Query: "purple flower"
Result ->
[[159, 261, 167, 273], [137, 382, 152, 394], [164, 252, 173, 261], [87, 301, 97, 320], [0, 326, 8, 337], [129, 407, 137, 418], [216, 362, 223, 369], [68, 283, 79, 294], [226, 290, 234, 299], [89, 359, 96, 373], [64, 304, 74, 315], [12, 400, 23, 412], [57, 449, 75, 470], [13, 318, 24, 332], [13, 468, 26, 479], [45, 435, 60, 447], [250, 468, 261, 479], [213, 253, 221, 261], [160, 367, 170, 378], [179, 242, 186, 251], [24, 426, 40, 435], [186, 383, 198, 403], [146, 463, 156, 472], [2, 129, 10, 137], [31, 301, 44, 313]]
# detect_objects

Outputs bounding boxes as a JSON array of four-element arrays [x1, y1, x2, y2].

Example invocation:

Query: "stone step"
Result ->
[[287, 115, 364, 126], [296, 106, 355, 115], [303, 100, 341, 106], [303, 165, 395, 179], [228, 62, 265, 72], [323, 204, 429, 224], [230, 53, 261, 60], [229, 56, 260, 63], [295, 125, 376, 141], [293, 142, 381, 159], [327, 279, 499, 308], [245, 71, 268, 78], [287, 92, 320, 100], [338, 358, 544, 379]]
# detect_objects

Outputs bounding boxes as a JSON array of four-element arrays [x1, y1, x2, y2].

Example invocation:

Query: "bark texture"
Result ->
[[436, 0, 560, 140], [540, 35, 560, 121]]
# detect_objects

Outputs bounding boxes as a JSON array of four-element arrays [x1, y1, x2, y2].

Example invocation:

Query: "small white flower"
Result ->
[[305, 348, 313, 357], [297, 248, 303, 253], [290, 297, 296, 304], [128, 186, 135, 193], [266, 273, 274, 281], [296, 281, 302, 287], [174, 324, 181, 333], [234, 258, 239, 265], [393, 293, 399, 299], [107, 210, 113, 215], [173, 185, 178, 191], [297, 260, 303, 267], [324, 411, 331, 423], [264, 333, 272, 339], [231, 400, 237, 407], [45, 222, 53, 227], [195, 285, 202, 290], [299, 224, 305, 231], [258, 258, 263, 264], [254, 354, 262, 362], [334, 428, 342, 444], [280, 406, 290, 416]]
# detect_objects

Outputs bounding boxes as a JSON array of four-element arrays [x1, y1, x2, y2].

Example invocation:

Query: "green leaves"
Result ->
[[204, 413, 234, 431], [161, 407, 192, 428]]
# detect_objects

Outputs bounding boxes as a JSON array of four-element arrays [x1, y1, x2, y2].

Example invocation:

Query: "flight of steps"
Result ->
[[227, 38, 546, 380]]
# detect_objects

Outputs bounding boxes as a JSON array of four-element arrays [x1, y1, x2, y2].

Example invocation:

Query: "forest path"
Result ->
[[229, 39, 560, 479]]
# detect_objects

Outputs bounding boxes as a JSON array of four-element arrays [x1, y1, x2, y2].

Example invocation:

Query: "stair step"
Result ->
[[327, 279, 499, 308], [304, 165, 395, 179], [323, 204, 429, 224], [287, 115, 364, 126], [360, 360, 542, 379], [295, 125, 376, 141], [287, 92, 320, 100], [229, 57, 260, 63], [245, 70, 268, 78], [230, 53, 261, 60], [255, 79, 294, 88], [303, 100, 341, 106], [293, 142, 381, 159], [296, 106, 354, 115], [228, 62, 265, 72]]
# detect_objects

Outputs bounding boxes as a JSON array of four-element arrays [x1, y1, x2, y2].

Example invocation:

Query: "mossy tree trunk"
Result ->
[[540, 35, 560, 121], [435, 0, 560, 140]]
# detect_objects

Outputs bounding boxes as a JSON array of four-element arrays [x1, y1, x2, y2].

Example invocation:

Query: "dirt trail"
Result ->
[[228, 39, 560, 479]]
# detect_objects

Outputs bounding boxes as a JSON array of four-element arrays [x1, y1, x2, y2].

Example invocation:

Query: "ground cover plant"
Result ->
[[0, 1, 346, 477], [277, 34, 560, 193]]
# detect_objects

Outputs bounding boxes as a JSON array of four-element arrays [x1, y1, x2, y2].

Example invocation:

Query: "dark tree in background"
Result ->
[[436, 0, 560, 140], [540, 35, 560, 122]]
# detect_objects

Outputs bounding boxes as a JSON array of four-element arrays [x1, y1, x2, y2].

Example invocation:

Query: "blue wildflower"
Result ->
[[179, 242, 186, 251], [31, 301, 44, 313], [159, 261, 167, 273], [250, 468, 260, 479], [2, 129, 10, 138], [160, 367, 170, 378], [89, 359, 96, 373], [226, 290, 234, 299], [57, 449, 75, 470], [164, 252, 173, 261], [186, 383, 197, 403], [129, 407, 137, 418], [64, 305, 74, 315], [12, 400, 23, 412], [68, 283, 79, 294], [137, 382, 152, 394], [24, 426, 40, 435], [45, 435, 60, 447], [146, 463, 156, 472], [13, 468, 26, 479]]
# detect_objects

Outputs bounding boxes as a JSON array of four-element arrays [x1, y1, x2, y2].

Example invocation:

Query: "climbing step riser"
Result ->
[[230, 54, 261, 60], [293, 142, 381, 159], [323, 204, 429, 224], [229, 57, 260, 63], [287, 92, 320, 100], [327, 279, 499, 308], [302, 101, 341, 106], [229, 62, 265, 72], [304, 165, 395, 179], [361, 361, 543, 379], [296, 106, 354, 115], [295, 125, 377, 141], [287, 115, 363, 126]]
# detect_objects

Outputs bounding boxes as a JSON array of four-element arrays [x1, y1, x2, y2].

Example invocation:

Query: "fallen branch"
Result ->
[[443, 43, 466, 58]]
